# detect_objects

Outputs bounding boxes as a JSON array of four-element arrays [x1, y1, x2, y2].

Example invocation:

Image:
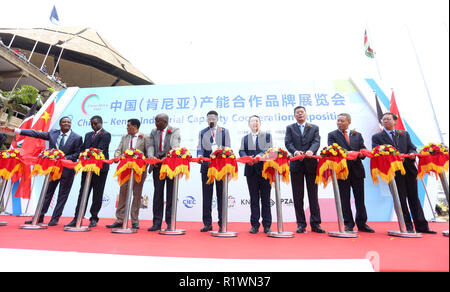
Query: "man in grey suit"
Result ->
[[285, 106, 324, 233], [197, 110, 231, 232], [106, 119, 149, 230], [147, 113, 181, 231]]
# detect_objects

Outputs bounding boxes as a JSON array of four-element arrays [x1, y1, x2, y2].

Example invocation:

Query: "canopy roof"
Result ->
[[0, 27, 153, 86]]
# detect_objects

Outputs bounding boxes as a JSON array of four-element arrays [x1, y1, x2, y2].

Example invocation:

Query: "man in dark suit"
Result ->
[[285, 106, 324, 233], [147, 113, 181, 231], [372, 112, 436, 234], [239, 115, 273, 234], [0, 133, 7, 149], [65, 116, 111, 228], [197, 110, 231, 232], [3, 117, 82, 226], [328, 113, 374, 233]]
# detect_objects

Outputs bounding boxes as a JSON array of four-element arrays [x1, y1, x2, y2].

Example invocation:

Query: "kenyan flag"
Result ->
[[364, 30, 374, 58]]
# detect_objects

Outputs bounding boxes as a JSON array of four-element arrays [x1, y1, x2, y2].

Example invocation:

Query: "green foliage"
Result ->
[[0, 85, 42, 121]]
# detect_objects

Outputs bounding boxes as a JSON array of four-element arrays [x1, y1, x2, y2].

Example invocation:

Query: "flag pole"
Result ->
[[365, 24, 383, 81], [405, 24, 444, 143]]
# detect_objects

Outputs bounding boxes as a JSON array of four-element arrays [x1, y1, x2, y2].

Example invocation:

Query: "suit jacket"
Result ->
[[239, 131, 273, 177], [328, 129, 366, 179], [20, 129, 82, 162], [284, 122, 320, 174], [82, 128, 111, 172], [0, 133, 7, 148], [372, 129, 417, 175], [114, 132, 149, 158], [197, 126, 231, 174], [148, 125, 181, 158]]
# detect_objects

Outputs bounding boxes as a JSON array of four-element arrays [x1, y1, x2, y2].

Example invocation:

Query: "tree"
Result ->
[[0, 85, 44, 122]]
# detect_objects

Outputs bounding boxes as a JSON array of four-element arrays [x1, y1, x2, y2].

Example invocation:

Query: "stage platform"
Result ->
[[0, 216, 448, 272]]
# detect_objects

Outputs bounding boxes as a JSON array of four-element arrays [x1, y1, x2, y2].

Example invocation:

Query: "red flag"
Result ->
[[389, 90, 406, 131], [11, 101, 38, 148], [14, 101, 55, 199]]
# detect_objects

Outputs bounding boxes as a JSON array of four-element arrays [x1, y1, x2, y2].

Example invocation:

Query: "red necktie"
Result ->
[[343, 130, 350, 145], [159, 130, 163, 152]]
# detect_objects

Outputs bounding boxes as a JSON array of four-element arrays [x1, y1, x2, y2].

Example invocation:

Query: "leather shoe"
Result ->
[[345, 226, 354, 232], [147, 225, 160, 231], [89, 220, 98, 227], [106, 222, 122, 228], [249, 227, 259, 234], [263, 227, 272, 234], [48, 218, 59, 226], [64, 219, 77, 228], [200, 225, 212, 232], [311, 226, 326, 233], [132, 223, 140, 229], [296, 226, 307, 233], [358, 224, 375, 233], [417, 229, 437, 234], [25, 216, 44, 224]]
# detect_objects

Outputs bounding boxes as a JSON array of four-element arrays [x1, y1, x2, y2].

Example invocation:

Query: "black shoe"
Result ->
[[296, 226, 307, 233], [106, 222, 122, 228], [200, 225, 212, 232], [249, 227, 259, 234], [417, 229, 437, 234], [345, 226, 354, 232], [147, 225, 160, 231], [48, 218, 59, 226], [25, 216, 44, 224], [132, 223, 140, 229], [263, 227, 272, 234], [311, 226, 326, 233], [64, 219, 77, 228], [358, 224, 375, 233], [89, 220, 98, 228]]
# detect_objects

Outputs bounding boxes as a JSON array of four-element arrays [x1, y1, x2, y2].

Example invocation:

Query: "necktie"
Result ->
[[129, 135, 135, 149], [391, 131, 398, 148], [59, 133, 66, 149], [159, 130, 163, 152], [299, 124, 304, 135], [343, 130, 350, 145]]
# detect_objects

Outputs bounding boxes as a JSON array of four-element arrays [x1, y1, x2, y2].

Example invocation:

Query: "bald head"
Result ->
[[155, 113, 169, 131]]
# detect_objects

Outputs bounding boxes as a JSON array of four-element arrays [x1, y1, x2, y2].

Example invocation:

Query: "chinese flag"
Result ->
[[389, 90, 406, 131], [14, 101, 55, 199]]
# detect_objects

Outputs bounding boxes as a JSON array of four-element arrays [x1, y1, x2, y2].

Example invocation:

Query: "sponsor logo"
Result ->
[[81, 94, 108, 116], [183, 196, 196, 208]]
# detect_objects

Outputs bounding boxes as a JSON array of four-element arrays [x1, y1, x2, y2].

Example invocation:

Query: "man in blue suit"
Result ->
[[197, 110, 231, 232], [239, 115, 273, 234], [2, 117, 82, 226]]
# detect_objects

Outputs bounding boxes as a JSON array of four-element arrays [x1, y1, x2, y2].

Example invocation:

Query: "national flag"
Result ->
[[374, 92, 384, 130], [389, 90, 406, 131], [10, 101, 39, 149], [14, 100, 55, 199], [364, 29, 375, 58], [49, 5, 60, 26]]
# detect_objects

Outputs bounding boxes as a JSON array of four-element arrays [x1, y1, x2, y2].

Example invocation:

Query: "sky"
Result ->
[[1, 0, 449, 143]]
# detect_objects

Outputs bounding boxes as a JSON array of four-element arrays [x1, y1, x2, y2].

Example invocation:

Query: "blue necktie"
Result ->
[[299, 124, 304, 135], [59, 133, 66, 149]]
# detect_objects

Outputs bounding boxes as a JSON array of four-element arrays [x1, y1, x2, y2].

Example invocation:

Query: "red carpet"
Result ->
[[0, 216, 448, 272]]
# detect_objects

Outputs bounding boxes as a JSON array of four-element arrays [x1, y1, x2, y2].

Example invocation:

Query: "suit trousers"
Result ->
[[74, 170, 109, 222], [201, 171, 223, 228], [337, 175, 368, 228], [246, 174, 272, 229], [40, 168, 75, 221], [290, 169, 321, 228], [152, 165, 174, 227], [116, 171, 147, 224], [394, 170, 429, 231]]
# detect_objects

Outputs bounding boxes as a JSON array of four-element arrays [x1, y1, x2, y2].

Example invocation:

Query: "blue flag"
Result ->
[[49, 5, 60, 25]]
